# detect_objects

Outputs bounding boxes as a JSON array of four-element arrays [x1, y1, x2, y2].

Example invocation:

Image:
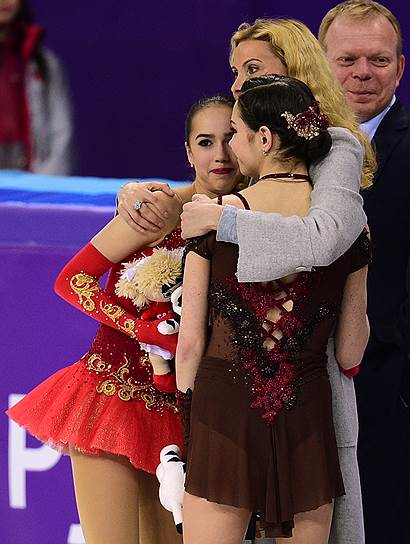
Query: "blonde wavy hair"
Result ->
[[230, 18, 376, 189]]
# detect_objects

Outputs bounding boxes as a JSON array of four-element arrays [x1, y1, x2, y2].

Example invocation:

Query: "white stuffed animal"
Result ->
[[156, 444, 186, 534], [157, 285, 183, 335]]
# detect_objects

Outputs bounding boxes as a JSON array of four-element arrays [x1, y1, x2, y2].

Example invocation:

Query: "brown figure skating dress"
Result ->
[[184, 198, 369, 537]]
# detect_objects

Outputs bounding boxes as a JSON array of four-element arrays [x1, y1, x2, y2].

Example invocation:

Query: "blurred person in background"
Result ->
[[0, 0, 74, 174]]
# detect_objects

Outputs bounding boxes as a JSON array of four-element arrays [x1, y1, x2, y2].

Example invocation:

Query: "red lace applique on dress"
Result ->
[[209, 272, 337, 423]]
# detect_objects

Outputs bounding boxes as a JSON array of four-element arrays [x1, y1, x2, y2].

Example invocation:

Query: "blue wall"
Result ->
[[31, 0, 409, 179]]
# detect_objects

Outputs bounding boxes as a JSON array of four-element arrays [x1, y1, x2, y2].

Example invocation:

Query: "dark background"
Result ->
[[31, 0, 410, 180]]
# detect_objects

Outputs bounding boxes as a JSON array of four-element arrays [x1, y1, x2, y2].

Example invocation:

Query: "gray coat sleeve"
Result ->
[[31, 49, 75, 175], [216, 205, 239, 244], [220, 127, 366, 282]]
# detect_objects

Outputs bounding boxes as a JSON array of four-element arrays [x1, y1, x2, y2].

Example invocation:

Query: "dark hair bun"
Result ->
[[239, 75, 331, 165], [299, 131, 332, 164]]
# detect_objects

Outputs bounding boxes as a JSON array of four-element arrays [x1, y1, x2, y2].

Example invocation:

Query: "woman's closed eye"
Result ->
[[227, 129, 236, 144]]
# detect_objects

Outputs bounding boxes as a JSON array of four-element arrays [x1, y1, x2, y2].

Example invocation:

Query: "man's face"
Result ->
[[323, 14, 405, 122]]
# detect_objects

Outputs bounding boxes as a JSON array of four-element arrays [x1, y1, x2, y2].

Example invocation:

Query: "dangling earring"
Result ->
[[189, 162, 194, 168]]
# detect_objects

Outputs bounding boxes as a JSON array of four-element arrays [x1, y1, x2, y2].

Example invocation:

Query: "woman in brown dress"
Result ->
[[176, 75, 370, 543]]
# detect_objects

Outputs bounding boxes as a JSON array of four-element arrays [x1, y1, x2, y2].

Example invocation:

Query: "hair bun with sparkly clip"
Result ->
[[281, 101, 329, 140]]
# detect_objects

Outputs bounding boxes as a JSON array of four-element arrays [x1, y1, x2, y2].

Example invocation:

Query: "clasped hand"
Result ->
[[117, 181, 223, 238], [180, 194, 222, 239]]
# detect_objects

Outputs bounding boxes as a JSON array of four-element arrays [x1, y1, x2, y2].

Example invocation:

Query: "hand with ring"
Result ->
[[117, 181, 176, 233]]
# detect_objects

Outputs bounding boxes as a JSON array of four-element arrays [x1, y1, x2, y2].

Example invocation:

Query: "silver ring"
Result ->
[[133, 199, 143, 211]]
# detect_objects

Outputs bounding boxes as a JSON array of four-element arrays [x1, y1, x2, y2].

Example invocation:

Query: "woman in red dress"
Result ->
[[7, 94, 242, 544]]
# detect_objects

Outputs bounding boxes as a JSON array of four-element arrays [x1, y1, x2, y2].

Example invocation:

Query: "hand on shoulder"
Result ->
[[117, 181, 177, 233]]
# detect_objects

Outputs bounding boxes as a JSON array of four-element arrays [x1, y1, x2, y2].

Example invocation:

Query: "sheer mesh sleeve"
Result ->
[[184, 232, 217, 261], [348, 228, 371, 273]]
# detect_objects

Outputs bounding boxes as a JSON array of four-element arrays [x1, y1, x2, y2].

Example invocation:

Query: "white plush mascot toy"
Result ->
[[156, 444, 186, 534]]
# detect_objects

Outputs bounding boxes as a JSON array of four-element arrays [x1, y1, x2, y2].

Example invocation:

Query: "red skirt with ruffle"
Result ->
[[7, 356, 183, 474]]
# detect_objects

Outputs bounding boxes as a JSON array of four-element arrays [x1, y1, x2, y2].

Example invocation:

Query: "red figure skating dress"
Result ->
[[7, 229, 184, 474]]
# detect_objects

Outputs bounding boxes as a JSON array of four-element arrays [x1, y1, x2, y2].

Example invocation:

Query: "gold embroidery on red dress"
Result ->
[[86, 353, 112, 373], [96, 355, 153, 402], [99, 302, 136, 338], [70, 273, 99, 311], [88, 354, 177, 412]]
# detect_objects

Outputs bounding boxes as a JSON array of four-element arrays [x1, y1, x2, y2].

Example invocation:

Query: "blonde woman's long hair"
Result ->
[[231, 18, 376, 189]]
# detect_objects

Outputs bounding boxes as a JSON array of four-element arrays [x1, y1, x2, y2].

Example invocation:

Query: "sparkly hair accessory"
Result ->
[[281, 101, 329, 140]]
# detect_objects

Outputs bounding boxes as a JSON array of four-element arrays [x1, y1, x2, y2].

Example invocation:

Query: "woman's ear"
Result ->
[[185, 142, 194, 168], [259, 126, 273, 155]]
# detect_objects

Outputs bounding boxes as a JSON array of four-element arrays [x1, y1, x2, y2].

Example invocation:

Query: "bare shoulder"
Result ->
[[219, 194, 246, 209], [174, 183, 195, 204]]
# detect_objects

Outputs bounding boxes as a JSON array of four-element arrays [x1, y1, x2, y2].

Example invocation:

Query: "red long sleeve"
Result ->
[[54, 243, 145, 340]]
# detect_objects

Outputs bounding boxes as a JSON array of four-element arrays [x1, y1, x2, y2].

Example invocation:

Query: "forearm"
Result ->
[[176, 339, 205, 392], [175, 253, 209, 392], [224, 127, 366, 282], [335, 267, 370, 369], [54, 243, 145, 340], [336, 314, 370, 369], [235, 188, 365, 281]]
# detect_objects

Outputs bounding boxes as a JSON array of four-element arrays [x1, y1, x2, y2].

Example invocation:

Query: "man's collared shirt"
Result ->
[[360, 95, 396, 140]]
